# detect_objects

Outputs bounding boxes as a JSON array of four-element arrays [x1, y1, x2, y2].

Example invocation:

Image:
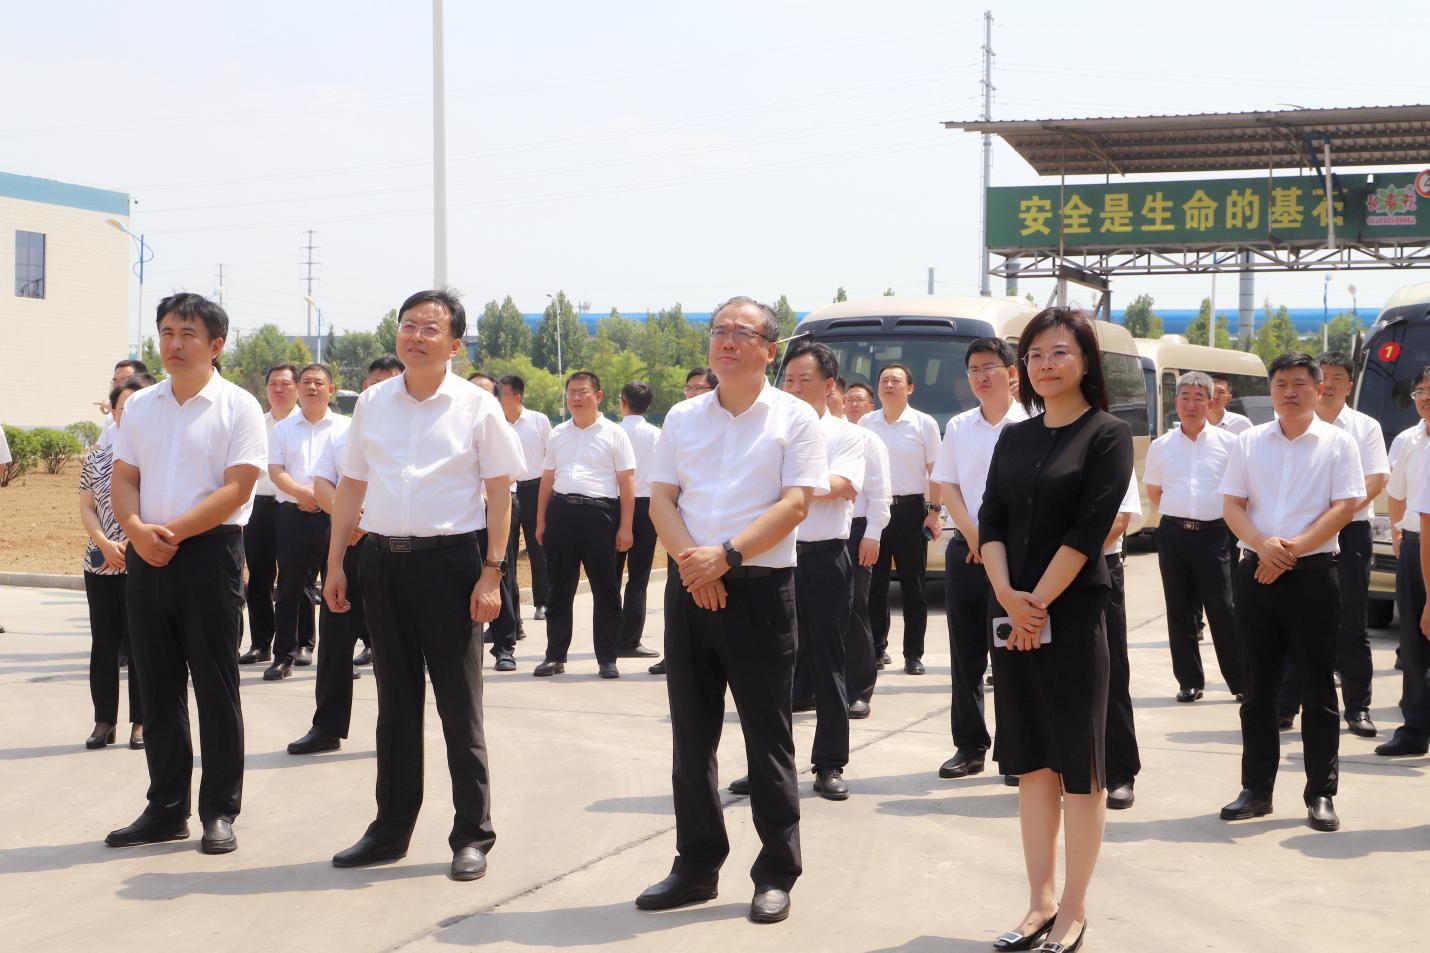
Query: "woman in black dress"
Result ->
[[979, 308, 1133, 953]]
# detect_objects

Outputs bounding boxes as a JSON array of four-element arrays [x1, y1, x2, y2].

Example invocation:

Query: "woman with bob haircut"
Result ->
[[977, 307, 1133, 953]]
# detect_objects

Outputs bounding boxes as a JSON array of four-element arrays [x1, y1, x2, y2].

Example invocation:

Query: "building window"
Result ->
[[15, 230, 46, 299]]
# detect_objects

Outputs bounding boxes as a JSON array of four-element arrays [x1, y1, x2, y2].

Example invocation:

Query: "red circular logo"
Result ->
[[1380, 341, 1402, 362], [1416, 170, 1430, 199]]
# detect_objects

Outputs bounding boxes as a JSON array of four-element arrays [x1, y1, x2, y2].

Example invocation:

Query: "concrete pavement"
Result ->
[[1, 552, 1425, 952]]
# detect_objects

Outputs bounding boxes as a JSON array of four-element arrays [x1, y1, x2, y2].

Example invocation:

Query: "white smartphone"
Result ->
[[992, 616, 1052, 648]]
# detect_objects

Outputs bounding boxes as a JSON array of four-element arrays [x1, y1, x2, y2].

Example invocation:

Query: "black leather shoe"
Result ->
[[516, 627, 526, 641], [599, 662, 621, 679], [879, 651, 892, 667], [128, 727, 144, 750], [1375, 731, 1429, 756], [533, 660, 565, 677], [288, 727, 341, 755], [619, 644, 660, 658], [1036, 922, 1086, 953], [1278, 714, 1296, 731], [1346, 712, 1377, 737], [635, 872, 718, 910], [86, 725, 116, 749], [728, 775, 750, 796], [1220, 789, 1273, 820], [993, 910, 1057, 951], [904, 658, 925, 675], [792, 696, 816, 712], [813, 766, 849, 800], [1234, 693, 1245, 703], [1004, 774, 1019, 787], [263, 658, 293, 681], [353, 646, 372, 666], [1306, 796, 1339, 832], [201, 818, 237, 854], [450, 845, 487, 881], [648, 660, 666, 675], [939, 749, 986, 779], [531, 605, 546, 621], [238, 647, 271, 665], [749, 886, 790, 923], [848, 699, 870, 719], [332, 835, 407, 868], [106, 813, 190, 847], [1176, 687, 1203, 703], [352, 666, 361, 680], [294, 646, 314, 666], [494, 653, 517, 672], [1106, 781, 1135, 810]]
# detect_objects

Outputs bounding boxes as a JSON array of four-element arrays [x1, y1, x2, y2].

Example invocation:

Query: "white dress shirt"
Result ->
[[342, 373, 525, 536], [312, 429, 349, 486], [1216, 411, 1254, 435], [510, 406, 553, 482], [268, 408, 351, 504], [1389, 422, 1430, 531], [252, 411, 287, 497], [932, 401, 1028, 529], [544, 415, 637, 499], [619, 415, 662, 498], [1326, 404, 1390, 522], [860, 403, 941, 497], [1218, 416, 1366, 555], [112, 371, 268, 526], [852, 426, 892, 542], [649, 382, 829, 569], [798, 411, 865, 542], [1142, 423, 1238, 522], [1104, 473, 1143, 556], [96, 415, 117, 450]]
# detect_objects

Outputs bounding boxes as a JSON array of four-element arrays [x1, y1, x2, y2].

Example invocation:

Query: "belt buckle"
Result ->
[[389, 537, 412, 553], [1182, 520, 1197, 531]]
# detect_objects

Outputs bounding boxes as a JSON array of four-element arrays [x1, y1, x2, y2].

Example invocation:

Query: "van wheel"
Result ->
[[1367, 599, 1394, 630]]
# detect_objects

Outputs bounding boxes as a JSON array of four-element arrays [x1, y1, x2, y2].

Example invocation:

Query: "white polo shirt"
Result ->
[[1389, 422, 1430, 531], [649, 382, 828, 569], [1142, 422, 1238, 522], [798, 411, 865, 542], [860, 402, 941, 497], [510, 406, 553, 482], [544, 415, 637, 499], [932, 401, 1028, 528], [852, 425, 892, 542], [1216, 411, 1254, 435], [1218, 416, 1366, 555], [252, 411, 290, 498], [112, 370, 268, 527], [1104, 473, 1143, 556], [619, 415, 662, 498], [342, 372, 525, 536], [268, 408, 350, 504], [1325, 404, 1389, 523]]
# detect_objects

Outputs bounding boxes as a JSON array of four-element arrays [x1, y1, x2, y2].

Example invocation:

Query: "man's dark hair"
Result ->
[[155, 292, 228, 347], [966, 336, 1016, 368], [114, 359, 148, 375], [265, 363, 299, 385], [369, 355, 404, 374], [1414, 364, 1430, 390], [833, 376, 847, 394], [299, 362, 334, 384], [686, 367, 717, 389], [846, 381, 875, 401], [109, 373, 156, 411], [877, 363, 914, 386], [780, 340, 839, 381], [1268, 351, 1323, 385], [1315, 351, 1355, 382], [468, 371, 497, 388], [1015, 307, 1109, 415], [566, 370, 601, 393], [497, 374, 525, 396], [398, 288, 466, 340], [621, 380, 653, 414]]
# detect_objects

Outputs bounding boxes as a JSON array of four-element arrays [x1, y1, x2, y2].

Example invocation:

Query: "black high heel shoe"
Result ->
[[994, 911, 1057, 951], [1036, 922, 1087, 953], [85, 726, 117, 749], [128, 727, 145, 750]]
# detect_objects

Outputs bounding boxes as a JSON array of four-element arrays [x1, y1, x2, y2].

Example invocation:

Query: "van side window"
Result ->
[[1161, 371, 1178, 434], [1104, 351, 1150, 437]]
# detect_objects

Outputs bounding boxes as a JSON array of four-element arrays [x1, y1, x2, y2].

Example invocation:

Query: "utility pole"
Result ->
[[928, 267, 935, 295], [216, 263, 225, 307], [979, 10, 994, 297], [301, 230, 320, 337], [433, 0, 449, 289]]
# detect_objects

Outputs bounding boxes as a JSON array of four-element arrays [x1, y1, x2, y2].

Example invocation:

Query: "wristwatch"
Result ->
[[722, 540, 743, 570], [924, 502, 941, 514], [483, 557, 508, 575]]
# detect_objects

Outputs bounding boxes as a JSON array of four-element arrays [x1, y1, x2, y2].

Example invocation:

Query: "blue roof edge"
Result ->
[[0, 171, 129, 216]]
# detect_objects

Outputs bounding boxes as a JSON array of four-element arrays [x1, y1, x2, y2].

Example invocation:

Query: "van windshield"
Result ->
[[821, 337, 976, 429], [1357, 321, 1430, 448]]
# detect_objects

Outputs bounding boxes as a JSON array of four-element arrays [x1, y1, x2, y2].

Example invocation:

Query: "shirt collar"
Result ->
[[974, 401, 1024, 429], [156, 370, 222, 406], [1272, 414, 1331, 443], [705, 380, 776, 420]]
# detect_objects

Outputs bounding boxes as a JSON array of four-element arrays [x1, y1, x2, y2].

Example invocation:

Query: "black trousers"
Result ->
[[944, 536, 992, 752], [844, 518, 878, 706], [1235, 556, 1340, 801], [515, 478, 551, 606], [313, 537, 367, 738], [273, 504, 328, 662], [1393, 533, 1430, 741], [359, 532, 495, 853], [869, 497, 929, 661], [487, 491, 522, 656], [84, 571, 143, 725], [795, 542, 852, 769], [542, 495, 623, 666], [616, 497, 658, 650], [243, 494, 279, 651], [125, 530, 245, 823], [1104, 553, 1141, 787], [665, 564, 801, 891], [1156, 520, 1242, 694]]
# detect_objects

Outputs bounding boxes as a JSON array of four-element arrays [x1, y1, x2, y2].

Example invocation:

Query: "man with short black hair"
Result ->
[[1210, 376, 1254, 435], [468, 371, 497, 389], [616, 380, 662, 659], [683, 367, 717, 398], [498, 374, 553, 623], [364, 356, 404, 389], [97, 360, 150, 450], [838, 379, 890, 716]]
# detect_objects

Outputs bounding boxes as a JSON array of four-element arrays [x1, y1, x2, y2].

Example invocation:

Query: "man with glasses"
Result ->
[[324, 290, 524, 881], [636, 296, 827, 925], [97, 360, 149, 450]]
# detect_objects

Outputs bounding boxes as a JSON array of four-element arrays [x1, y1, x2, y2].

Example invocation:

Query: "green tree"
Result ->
[[1184, 297, 1232, 348], [478, 354, 563, 418], [0, 425, 37, 486], [326, 330, 382, 391], [1324, 310, 1364, 355], [1254, 304, 1300, 364], [834, 287, 848, 303], [1122, 293, 1163, 339], [226, 324, 292, 398], [285, 336, 313, 367], [32, 428, 84, 474], [883, 288, 896, 296], [532, 291, 589, 374], [772, 294, 798, 341], [375, 310, 399, 355], [66, 421, 101, 448], [140, 337, 165, 381], [474, 296, 532, 362]]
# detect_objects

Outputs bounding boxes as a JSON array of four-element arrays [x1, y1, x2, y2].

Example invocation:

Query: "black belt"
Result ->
[[517, 477, 541, 487], [278, 500, 327, 513], [796, 538, 843, 556], [254, 494, 277, 504], [553, 492, 617, 508], [192, 524, 242, 539], [369, 530, 478, 553], [1243, 551, 1337, 571], [1105, 551, 1124, 566], [1404, 530, 1421, 541], [724, 565, 778, 579], [949, 528, 968, 543], [1164, 516, 1225, 532], [892, 494, 926, 506]]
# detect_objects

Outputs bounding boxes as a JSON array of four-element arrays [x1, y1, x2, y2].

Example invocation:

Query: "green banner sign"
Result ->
[[986, 171, 1430, 252]]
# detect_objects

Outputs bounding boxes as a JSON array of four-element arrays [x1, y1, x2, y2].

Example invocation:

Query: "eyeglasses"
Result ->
[[566, 389, 596, 399], [398, 321, 448, 341], [1023, 347, 1079, 368], [1413, 389, 1430, 401], [709, 325, 768, 343], [683, 384, 711, 395], [966, 363, 1008, 379]]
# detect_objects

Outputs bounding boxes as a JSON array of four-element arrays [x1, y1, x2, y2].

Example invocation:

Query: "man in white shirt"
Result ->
[[616, 381, 662, 659], [498, 374, 554, 622], [636, 296, 828, 925], [107, 293, 267, 855], [96, 359, 148, 450], [1100, 474, 1144, 810], [533, 371, 636, 678], [1384, 375, 1430, 757], [931, 338, 1027, 781], [1210, 375, 1254, 434], [1144, 371, 1244, 706], [839, 381, 891, 717], [860, 364, 943, 675], [265, 363, 350, 681], [324, 290, 524, 881], [1219, 351, 1365, 833], [239, 364, 300, 665]]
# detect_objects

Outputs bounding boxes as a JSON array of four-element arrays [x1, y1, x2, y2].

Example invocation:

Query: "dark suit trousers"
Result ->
[[542, 495, 623, 666], [616, 497, 658, 649], [844, 518, 878, 705], [516, 478, 551, 606], [1393, 533, 1430, 740], [313, 537, 366, 738], [359, 532, 495, 853], [795, 542, 852, 769], [1236, 556, 1340, 801], [944, 536, 992, 752], [84, 571, 143, 726], [243, 495, 279, 651], [125, 531, 245, 823], [665, 564, 801, 891], [1157, 520, 1242, 694], [273, 504, 328, 662], [1104, 553, 1141, 786], [487, 491, 521, 656], [869, 497, 929, 661]]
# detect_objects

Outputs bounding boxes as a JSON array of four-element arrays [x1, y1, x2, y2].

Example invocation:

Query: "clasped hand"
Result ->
[[999, 589, 1047, 651], [677, 545, 729, 612], [1254, 536, 1296, 584]]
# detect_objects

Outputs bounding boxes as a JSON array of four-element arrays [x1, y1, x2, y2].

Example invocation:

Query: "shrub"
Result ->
[[31, 428, 85, 475], [0, 425, 38, 487], [66, 421, 101, 448]]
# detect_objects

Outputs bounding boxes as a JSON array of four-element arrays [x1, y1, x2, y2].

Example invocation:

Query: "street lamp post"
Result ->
[[304, 296, 325, 362], [107, 218, 152, 359], [546, 292, 563, 381]]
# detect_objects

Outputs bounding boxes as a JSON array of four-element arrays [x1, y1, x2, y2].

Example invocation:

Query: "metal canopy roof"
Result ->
[[943, 105, 1430, 175]]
